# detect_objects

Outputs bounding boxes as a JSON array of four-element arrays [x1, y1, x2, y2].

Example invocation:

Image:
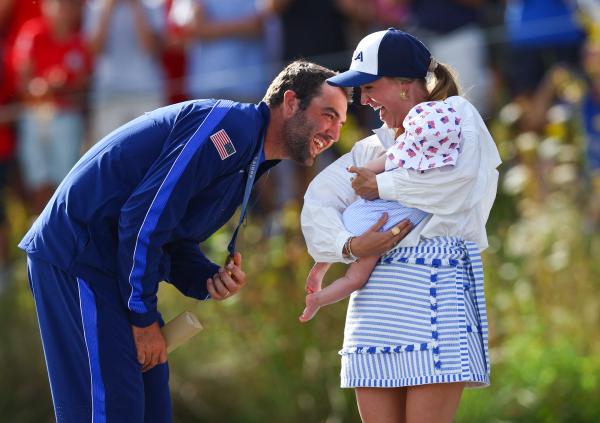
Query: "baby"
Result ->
[[300, 100, 462, 321]]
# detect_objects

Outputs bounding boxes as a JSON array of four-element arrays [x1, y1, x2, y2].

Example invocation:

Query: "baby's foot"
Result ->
[[299, 293, 321, 322], [306, 267, 325, 294]]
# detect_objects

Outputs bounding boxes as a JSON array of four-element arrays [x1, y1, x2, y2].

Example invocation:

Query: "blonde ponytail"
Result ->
[[427, 62, 460, 101]]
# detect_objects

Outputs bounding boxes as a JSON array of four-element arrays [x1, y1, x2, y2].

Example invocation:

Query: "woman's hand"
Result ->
[[351, 213, 412, 257], [349, 166, 379, 200], [131, 322, 167, 372]]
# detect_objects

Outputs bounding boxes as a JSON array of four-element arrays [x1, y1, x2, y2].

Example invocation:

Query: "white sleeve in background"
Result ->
[[301, 135, 385, 263]]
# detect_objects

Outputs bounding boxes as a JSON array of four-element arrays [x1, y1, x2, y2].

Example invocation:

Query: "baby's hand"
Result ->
[[306, 262, 328, 294]]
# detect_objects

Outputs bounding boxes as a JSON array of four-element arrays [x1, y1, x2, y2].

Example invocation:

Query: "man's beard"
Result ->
[[282, 109, 315, 166]]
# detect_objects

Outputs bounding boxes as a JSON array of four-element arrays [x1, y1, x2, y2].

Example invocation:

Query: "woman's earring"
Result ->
[[399, 90, 408, 100]]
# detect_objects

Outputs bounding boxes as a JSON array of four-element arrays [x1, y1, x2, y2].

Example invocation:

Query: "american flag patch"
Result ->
[[210, 129, 236, 160]]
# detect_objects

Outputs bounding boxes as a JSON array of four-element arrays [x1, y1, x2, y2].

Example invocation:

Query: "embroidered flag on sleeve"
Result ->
[[210, 129, 236, 160]]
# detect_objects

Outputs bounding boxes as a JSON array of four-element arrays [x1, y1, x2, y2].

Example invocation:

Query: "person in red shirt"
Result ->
[[162, 0, 187, 104], [12, 0, 92, 215], [0, 0, 42, 158], [0, 0, 41, 291]]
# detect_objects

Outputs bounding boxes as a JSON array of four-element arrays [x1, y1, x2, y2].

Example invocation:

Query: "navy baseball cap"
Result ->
[[327, 28, 432, 87]]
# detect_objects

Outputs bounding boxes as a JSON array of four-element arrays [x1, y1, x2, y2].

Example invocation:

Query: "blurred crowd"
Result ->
[[1, 0, 600, 292]]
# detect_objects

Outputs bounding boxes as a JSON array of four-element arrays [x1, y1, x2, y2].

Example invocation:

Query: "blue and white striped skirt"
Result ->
[[340, 236, 490, 388]]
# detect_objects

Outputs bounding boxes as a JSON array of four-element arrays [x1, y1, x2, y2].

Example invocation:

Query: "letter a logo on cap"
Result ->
[[354, 51, 363, 62]]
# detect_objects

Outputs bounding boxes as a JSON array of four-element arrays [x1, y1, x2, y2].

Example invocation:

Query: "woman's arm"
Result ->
[[129, 0, 163, 56], [88, 0, 118, 55], [301, 137, 409, 262], [301, 147, 358, 263]]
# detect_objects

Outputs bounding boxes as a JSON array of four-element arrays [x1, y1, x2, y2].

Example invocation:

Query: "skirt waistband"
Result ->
[[382, 236, 476, 264]]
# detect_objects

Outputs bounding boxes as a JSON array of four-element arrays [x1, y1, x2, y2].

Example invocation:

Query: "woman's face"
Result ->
[[359, 77, 418, 129]]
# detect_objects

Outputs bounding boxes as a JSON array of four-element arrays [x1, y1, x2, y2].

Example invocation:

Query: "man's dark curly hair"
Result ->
[[263, 60, 352, 110]]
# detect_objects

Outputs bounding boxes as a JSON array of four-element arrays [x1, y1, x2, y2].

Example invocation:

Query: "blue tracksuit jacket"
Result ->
[[19, 99, 278, 327]]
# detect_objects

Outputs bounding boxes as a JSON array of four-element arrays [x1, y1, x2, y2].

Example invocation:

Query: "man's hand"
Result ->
[[351, 213, 412, 257], [131, 322, 167, 372], [207, 252, 246, 300], [348, 166, 379, 200]]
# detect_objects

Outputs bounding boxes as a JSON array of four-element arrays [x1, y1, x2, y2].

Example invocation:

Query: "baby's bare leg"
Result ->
[[306, 262, 331, 293], [300, 256, 379, 322]]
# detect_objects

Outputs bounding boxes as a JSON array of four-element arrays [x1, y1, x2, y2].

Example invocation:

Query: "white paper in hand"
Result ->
[[161, 311, 203, 353]]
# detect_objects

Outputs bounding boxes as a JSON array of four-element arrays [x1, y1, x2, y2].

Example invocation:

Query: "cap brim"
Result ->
[[326, 70, 380, 87]]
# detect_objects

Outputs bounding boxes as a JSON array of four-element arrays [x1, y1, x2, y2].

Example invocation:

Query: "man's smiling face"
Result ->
[[282, 82, 348, 166]]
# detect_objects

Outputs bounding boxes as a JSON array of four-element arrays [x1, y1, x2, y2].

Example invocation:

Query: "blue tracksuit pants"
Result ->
[[27, 256, 172, 422]]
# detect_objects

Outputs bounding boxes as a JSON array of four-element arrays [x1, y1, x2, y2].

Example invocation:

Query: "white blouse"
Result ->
[[301, 96, 502, 263]]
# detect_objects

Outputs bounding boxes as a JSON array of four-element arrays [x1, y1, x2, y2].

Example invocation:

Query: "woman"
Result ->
[[301, 28, 501, 423]]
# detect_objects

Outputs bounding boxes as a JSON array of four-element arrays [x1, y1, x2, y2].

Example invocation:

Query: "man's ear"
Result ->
[[282, 89, 300, 117]]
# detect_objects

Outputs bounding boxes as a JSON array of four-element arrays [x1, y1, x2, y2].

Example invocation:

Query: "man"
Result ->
[[19, 60, 348, 423]]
